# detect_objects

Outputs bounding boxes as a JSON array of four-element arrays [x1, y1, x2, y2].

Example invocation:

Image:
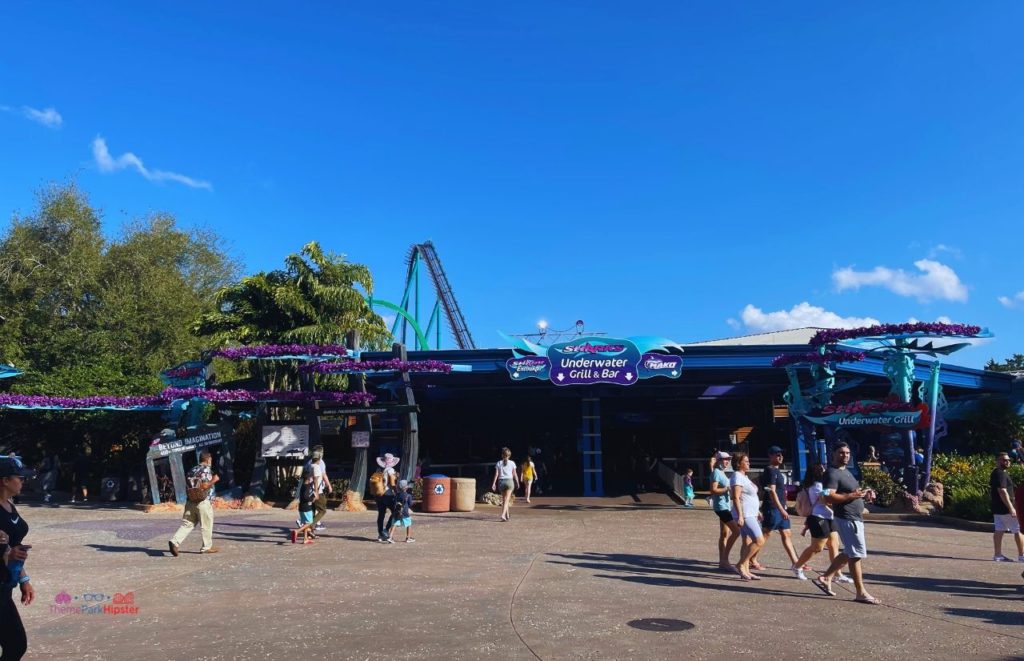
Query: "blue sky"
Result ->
[[2, 2, 1023, 366]]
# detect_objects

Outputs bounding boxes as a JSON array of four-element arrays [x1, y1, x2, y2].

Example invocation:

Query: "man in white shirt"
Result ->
[[304, 446, 332, 534]]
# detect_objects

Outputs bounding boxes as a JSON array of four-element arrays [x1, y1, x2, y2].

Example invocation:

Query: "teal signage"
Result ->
[[803, 400, 925, 429], [504, 335, 683, 387]]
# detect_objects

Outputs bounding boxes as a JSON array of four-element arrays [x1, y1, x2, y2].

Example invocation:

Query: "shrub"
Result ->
[[944, 484, 991, 521], [931, 452, 1024, 521], [860, 466, 904, 507]]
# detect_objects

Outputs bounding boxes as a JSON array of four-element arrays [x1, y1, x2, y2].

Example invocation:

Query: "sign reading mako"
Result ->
[[505, 336, 683, 387]]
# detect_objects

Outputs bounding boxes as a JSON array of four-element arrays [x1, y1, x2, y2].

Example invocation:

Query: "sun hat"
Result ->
[[376, 453, 400, 469], [0, 455, 36, 479]]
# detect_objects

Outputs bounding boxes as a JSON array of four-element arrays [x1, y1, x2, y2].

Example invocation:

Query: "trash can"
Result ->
[[100, 477, 120, 502], [450, 478, 476, 512], [421, 475, 451, 513]]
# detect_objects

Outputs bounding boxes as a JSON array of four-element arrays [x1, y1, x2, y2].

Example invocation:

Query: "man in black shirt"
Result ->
[[751, 446, 800, 572], [812, 442, 879, 604], [990, 452, 1022, 562]]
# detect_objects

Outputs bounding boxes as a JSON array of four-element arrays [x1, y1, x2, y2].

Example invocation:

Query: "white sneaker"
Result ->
[[835, 574, 854, 584], [405, 538, 416, 543], [993, 555, 1012, 562], [791, 566, 807, 580]]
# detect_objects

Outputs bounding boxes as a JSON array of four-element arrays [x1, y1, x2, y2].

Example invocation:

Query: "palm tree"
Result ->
[[194, 242, 392, 390]]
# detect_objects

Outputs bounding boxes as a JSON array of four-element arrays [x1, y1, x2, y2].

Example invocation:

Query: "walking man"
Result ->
[[305, 446, 331, 535], [991, 452, 1023, 562], [813, 442, 879, 604], [168, 451, 219, 556], [750, 446, 800, 571]]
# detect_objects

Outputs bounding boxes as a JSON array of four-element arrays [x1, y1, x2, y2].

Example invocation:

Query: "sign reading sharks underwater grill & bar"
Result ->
[[505, 336, 683, 387], [803, 400, 928, 429]]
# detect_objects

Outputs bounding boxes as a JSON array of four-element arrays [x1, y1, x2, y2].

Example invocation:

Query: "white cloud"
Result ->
[[928, 244, 962, 260], [738, 302, 880, 333], [832, 259, 968, 303], [92, 136, 212, 191], [0, 104, 63, 128], [22, 106, 62, 128], [998, 291, 1024, 309]]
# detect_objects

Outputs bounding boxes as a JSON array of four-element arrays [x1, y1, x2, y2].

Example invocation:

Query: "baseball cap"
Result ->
[[715, 451, 731, 460], [0, 455, 36, 479], [768, 445, 784, 455]]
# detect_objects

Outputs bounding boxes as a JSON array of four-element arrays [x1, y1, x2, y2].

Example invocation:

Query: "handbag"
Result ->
[[186, 479, 212, 503]]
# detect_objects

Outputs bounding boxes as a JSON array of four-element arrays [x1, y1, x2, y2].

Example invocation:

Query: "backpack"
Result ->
[[368, 470, 386, 497], [795, 488, 812, 517]]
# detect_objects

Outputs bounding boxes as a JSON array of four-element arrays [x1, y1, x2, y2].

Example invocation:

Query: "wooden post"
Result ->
[[345, 331, 370, 510], [393, 342, 419, 483]]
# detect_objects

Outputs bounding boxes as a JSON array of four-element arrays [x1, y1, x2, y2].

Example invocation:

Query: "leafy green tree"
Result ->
[[958, 396, 1024, 454], [985, 354, 1024, 372], [0, 183, 239, 395]]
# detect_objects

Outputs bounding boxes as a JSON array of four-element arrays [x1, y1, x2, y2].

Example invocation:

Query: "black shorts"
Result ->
[[807, 516, 833, 539], [715, 510, 734, 524]]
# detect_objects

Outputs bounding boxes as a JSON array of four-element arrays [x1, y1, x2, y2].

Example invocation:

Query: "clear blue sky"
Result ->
[[2, 2, 1023, 366]]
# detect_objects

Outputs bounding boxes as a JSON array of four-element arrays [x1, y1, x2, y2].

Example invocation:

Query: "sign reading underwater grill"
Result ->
[[506, 336, 683, 387], [803, 400, 928, 429]]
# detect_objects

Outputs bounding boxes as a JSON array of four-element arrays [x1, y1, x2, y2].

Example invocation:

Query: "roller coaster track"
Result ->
[[368, 241, 475, 351]]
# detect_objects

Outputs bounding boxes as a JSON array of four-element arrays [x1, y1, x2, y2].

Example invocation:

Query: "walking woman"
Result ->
[[1, 456, 36, 661], [521, 455, 536, 503], [709, 451, 740, 570], [730, 452, 764, 580], [491, 447, 520, 521], [791, 464, 852, 584]]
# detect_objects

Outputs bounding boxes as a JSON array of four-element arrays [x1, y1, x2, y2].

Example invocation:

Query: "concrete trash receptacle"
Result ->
[[450, 477, 476, 512], [421, 475, 451, 513]]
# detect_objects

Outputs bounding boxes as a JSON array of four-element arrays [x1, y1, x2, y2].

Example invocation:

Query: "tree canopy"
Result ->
[[0, 183, 240, 395], [985, 353, 1024, 373]]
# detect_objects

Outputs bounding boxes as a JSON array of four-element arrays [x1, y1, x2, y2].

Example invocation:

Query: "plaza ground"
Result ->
[[11, 494, 1024, 660]]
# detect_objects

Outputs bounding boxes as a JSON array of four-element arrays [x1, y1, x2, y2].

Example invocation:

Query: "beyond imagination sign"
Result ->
[[506, 336, 683, 387], [804, 401, 926, 429]]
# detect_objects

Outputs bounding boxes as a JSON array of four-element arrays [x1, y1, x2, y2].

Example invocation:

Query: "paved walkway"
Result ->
[[10, 494, 1024, 660]]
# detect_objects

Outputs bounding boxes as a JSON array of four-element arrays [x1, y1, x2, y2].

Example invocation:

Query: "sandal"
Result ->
[[812, 578, 836, 596], [854, 594, 880, 605]]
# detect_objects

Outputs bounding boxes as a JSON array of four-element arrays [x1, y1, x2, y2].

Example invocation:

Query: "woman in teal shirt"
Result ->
[[709, 451, 740, 570]]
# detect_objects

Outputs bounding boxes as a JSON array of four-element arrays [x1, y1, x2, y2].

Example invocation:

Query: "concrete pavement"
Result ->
[[9, 494, 1024, 660]]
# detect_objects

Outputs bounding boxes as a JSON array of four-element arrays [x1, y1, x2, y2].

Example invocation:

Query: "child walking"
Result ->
[[291, 470, 316, 544], [391, 479, 415, 542], [683, 468, 696, 508]]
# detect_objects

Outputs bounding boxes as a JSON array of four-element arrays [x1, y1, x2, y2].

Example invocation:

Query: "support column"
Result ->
[[581, 396, 603, 497]]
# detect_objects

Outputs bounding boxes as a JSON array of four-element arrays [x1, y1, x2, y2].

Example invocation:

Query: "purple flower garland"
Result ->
[[161, 388, 375, 406], [809, 322, 982, 347], [771, 350, 866, 368], [163, 367, 204, 379], [301, 359, 452, 374], [0, 388, 375, 410], [0, 394, 167, 409], [209, 344, 352, 360]]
